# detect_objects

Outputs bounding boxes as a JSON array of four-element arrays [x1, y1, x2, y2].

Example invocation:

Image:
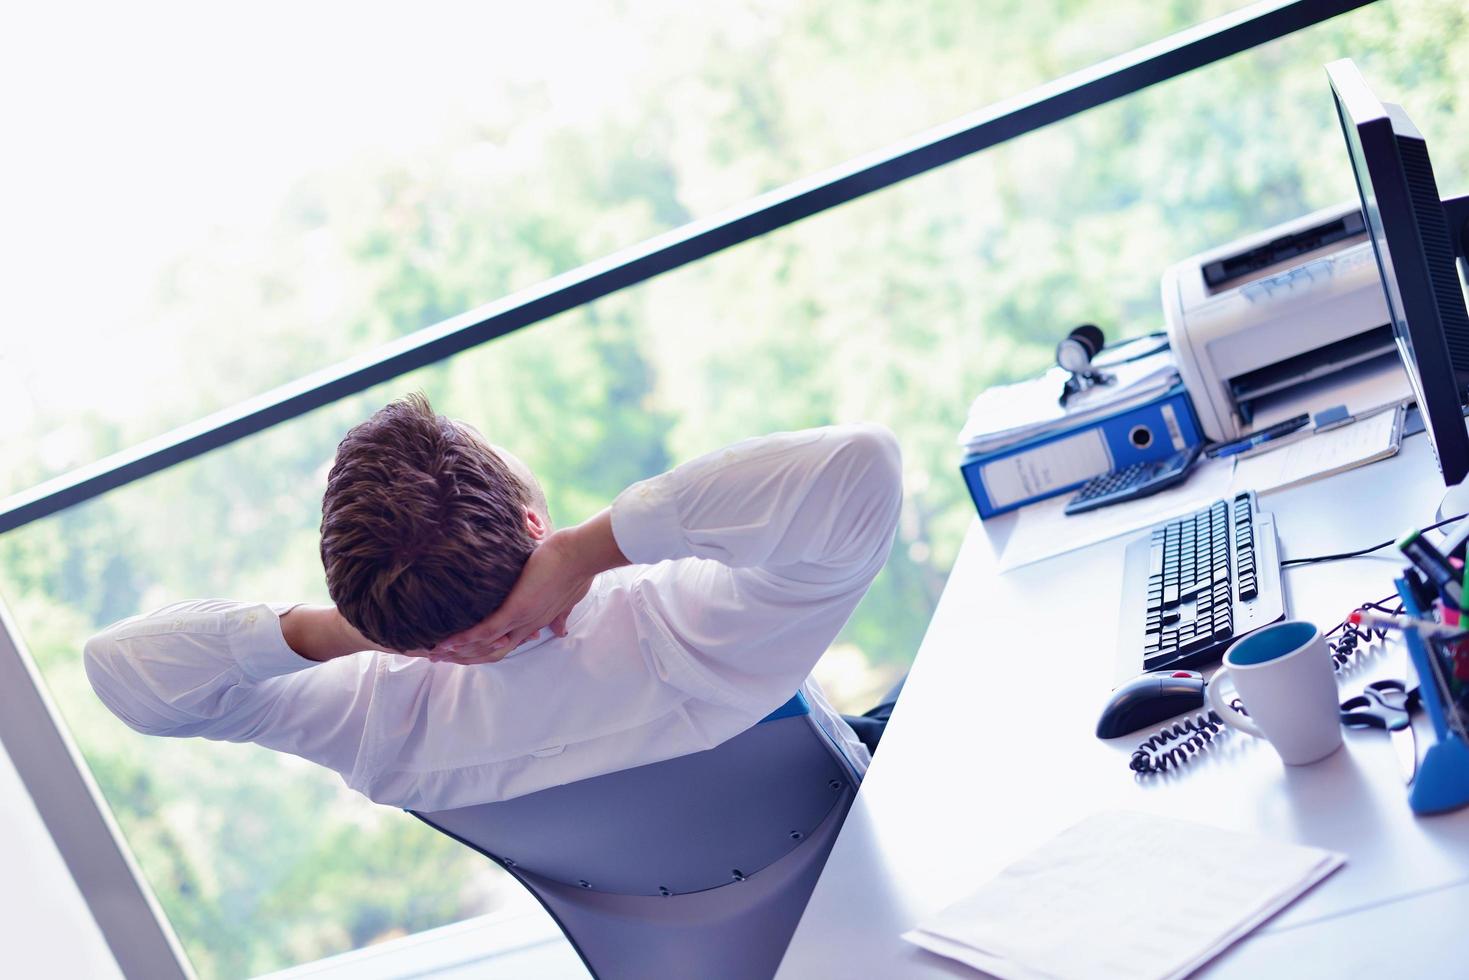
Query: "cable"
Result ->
[[1322, 591, 1403, 670], [1280, 512, 1466, 568], [1130, 708, 1232, 773], [1093, 331, 1169, 368]]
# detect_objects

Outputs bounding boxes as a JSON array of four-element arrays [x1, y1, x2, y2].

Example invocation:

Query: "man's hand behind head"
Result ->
[[435, 509, 629, 664]]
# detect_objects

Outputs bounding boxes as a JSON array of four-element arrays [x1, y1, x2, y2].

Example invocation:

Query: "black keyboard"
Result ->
[[1117, 491, 1285, 677]]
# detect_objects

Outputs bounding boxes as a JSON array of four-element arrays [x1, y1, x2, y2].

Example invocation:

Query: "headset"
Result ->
[[1055, 324, 1169, 407]]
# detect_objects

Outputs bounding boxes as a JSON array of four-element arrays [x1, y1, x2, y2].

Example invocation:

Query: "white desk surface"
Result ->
[[778, 432, 1469, 979]]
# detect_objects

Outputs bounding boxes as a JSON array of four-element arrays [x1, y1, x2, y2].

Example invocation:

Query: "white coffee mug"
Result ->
[[1207, 620, 1343, 765]]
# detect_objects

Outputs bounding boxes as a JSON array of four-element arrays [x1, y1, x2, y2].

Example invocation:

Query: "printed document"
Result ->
[[903, 810, 1344, 980]]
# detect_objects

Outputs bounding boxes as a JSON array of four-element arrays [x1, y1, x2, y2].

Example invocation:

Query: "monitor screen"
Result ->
[[1328, 58, 1469, 487]]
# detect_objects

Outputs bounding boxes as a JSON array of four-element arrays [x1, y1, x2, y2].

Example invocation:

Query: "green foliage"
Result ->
[[3, 1, 1468, 975]]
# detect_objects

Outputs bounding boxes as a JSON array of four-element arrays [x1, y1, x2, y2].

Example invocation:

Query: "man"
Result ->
[[84, 394, 902, 812]]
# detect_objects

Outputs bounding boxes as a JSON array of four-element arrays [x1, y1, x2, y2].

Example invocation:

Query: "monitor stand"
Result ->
[[1439, 481, 1469, 522]]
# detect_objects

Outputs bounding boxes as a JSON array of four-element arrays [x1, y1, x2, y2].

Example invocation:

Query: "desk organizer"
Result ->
[[1395, 576, 1469, 814]]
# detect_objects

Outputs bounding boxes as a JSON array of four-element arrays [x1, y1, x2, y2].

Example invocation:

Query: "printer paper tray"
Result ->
[[1230, 325, 1394, 419]]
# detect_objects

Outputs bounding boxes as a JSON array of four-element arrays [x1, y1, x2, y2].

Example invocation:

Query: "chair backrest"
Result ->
[[412, 692, 858, 980]]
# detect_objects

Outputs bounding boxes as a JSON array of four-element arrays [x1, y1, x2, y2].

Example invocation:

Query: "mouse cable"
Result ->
[[1279, 512, 1466, 568]]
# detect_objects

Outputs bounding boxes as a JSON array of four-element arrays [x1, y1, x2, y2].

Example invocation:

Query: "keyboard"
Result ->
[[1116, 491, 1285, 679]]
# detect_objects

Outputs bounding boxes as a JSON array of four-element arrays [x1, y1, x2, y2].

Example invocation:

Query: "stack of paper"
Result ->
[[958, 346, 1178, 456], [903, 811, 1344, 980]]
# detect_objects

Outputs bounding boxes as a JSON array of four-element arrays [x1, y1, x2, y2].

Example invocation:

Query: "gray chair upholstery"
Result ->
[[411, 692, 859, 980]]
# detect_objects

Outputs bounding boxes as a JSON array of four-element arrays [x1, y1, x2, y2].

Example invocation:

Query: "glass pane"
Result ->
[[1, 0, 1245, 500], [4, 1, 1467, 976]]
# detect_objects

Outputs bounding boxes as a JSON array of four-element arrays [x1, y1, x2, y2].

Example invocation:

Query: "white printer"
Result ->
[[1163, 201, 1403, 442]]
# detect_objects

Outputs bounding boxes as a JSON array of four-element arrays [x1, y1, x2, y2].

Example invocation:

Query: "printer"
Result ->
[[1163, 201, 1402, 443]]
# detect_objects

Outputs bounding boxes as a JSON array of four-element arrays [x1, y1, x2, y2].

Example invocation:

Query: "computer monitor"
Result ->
[[1327, 58, 1469, 487]]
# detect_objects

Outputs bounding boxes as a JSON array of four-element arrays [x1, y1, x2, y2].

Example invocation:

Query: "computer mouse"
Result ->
[[1095, 670, 1207, 739]]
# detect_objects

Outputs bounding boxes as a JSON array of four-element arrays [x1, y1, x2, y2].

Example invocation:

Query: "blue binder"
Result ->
[[960, 384, 1202, 519]]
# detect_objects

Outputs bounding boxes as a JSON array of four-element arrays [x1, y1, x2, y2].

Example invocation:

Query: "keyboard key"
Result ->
[[1178, 633, 1214, 655], [1144, 651, 1175, 671]]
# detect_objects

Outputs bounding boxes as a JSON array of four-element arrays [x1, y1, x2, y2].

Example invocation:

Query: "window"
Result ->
[[3, 0, 1243, 501]]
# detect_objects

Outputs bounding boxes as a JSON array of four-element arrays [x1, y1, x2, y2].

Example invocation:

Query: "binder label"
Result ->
[[978, 429, 1113, 510], [1162, 403, 1186, 450]]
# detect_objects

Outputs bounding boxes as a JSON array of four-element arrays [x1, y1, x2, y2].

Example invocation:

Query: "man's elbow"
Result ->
[[82, 629, 118, 685], [844, 423, 904, 508], [83, 631, 166, 737], [828, 423, 903, 566], [83, 631, 129, 713]]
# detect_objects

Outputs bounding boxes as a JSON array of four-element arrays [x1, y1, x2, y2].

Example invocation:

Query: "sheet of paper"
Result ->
[[903, 811, 1344, 980], [996, 454, 1236, 571], [1232, 405, 1401, 495]]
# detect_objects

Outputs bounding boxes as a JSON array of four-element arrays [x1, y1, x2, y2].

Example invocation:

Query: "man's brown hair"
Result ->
[[320, 393, 535, 651]]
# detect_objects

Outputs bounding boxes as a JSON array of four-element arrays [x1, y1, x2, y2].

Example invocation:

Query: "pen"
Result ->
[[1206, 414, 1311, 459], [1398, 529, 1464, 609], [1348, 609, 1464, 639]]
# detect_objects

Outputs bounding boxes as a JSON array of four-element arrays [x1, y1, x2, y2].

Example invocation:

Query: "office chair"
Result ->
[[411, 691, 859, 980]]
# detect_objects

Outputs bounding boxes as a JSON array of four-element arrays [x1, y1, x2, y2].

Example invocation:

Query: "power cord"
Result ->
[[1280, 513, 1465, 568]]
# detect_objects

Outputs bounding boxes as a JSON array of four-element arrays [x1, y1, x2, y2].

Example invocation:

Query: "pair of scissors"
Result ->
[[1340, 679, 1421, 784]]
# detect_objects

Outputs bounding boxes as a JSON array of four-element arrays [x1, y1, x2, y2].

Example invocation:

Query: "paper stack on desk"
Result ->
[[903, 810, 1343, 980], [957, 346, 1179, 456]]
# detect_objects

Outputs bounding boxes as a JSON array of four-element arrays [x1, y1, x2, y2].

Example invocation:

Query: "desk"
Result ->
[[777, 432, 1469, 978]]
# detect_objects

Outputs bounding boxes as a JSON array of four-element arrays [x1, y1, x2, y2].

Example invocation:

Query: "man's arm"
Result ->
[[83, 599, 380, 782], [279, 604, 400, 662]]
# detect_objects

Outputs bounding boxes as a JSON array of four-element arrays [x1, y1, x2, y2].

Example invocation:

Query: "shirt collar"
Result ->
[[496, 584, 603, 660], [500, 627, 556, 659]]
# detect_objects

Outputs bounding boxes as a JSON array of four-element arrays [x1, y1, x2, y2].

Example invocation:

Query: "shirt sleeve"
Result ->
[[607, 424, 903, 713], [83, 598, 378, 785]]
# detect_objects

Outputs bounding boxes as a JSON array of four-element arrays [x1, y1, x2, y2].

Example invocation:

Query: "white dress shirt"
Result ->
[[84, 424, 902, 811]]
